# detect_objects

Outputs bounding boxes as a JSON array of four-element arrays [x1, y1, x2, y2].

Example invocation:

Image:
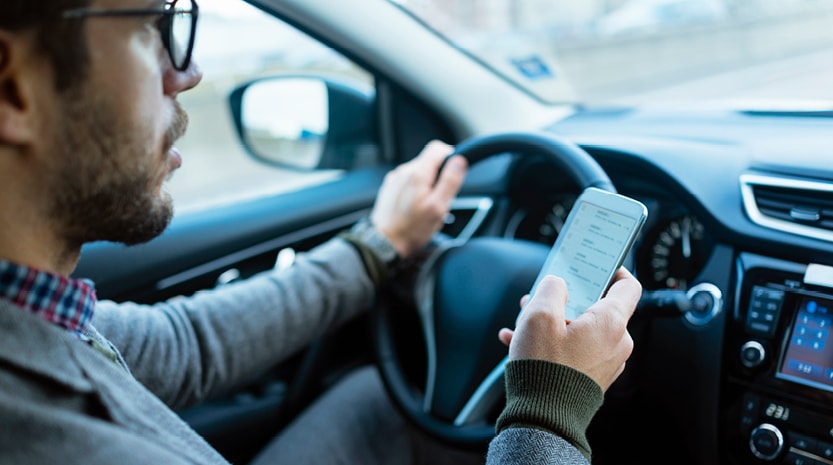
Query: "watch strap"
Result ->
[[339, 217, 401, 287]]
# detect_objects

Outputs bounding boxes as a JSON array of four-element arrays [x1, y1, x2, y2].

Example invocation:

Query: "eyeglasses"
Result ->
[[63, 0, 199, 71]]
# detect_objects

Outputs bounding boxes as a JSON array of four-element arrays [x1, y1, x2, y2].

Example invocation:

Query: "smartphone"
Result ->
[[529, 187, 648, 321]]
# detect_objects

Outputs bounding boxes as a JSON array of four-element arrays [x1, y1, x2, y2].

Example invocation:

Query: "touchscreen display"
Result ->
[[542, 200, 639, 320], [777, 296, 833, 392]]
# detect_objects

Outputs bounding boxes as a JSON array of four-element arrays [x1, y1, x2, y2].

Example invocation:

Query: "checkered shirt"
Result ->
[[0, 259, 96, 336]]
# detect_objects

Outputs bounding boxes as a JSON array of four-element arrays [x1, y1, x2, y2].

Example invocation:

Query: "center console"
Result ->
[[726, 253, 833, 465]]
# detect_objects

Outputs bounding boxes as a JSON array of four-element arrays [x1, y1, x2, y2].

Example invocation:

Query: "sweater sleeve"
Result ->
[[91, 238, 376, 411], [487, 359, 604, 464]]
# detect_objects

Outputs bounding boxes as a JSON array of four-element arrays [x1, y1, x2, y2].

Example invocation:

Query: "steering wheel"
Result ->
[[373, 131, 616, 448]]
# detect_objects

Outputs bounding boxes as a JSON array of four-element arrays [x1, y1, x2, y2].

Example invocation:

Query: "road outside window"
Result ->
[[169, 0, 372, 213]]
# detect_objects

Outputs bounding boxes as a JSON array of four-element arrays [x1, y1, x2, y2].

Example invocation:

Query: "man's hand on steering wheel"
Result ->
[[370, 141, 468, 259]]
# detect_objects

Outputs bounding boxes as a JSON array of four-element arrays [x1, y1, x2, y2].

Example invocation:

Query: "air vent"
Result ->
[[740, 174, 833, 242], [441, 197, 493, 242]]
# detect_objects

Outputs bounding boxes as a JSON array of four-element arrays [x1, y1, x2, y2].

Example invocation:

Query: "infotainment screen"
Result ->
[[777, 295, 833, 393]]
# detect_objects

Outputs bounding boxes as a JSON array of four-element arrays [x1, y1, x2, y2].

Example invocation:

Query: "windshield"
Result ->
[[390, 0, 833, 107]]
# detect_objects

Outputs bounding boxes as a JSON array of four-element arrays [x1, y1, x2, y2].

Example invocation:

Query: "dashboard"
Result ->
[[447, 106, 833, 465]]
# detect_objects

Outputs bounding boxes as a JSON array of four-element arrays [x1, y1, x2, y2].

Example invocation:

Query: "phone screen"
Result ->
[[533, 193, 645, 320]]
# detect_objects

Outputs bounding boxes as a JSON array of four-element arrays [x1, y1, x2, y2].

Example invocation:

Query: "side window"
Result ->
[[170, 0, 375, 213]]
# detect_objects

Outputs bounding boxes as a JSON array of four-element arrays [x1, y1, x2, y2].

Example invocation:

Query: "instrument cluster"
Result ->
[[504, 192, 715, 292]]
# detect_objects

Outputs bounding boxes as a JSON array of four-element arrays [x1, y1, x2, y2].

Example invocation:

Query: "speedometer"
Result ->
[[637, 215, 712, 291]]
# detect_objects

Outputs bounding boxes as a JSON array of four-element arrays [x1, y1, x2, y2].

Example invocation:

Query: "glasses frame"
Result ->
[[63, 0, 199, 71]]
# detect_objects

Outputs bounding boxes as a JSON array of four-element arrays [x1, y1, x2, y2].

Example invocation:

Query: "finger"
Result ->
[[519, 275, 568, 325], [397, 141, 450, 184], [431, 155, 467, 202], [498, 328, 514, 347], [416, 141, 455, 188], [519, 294, 530, 308], [577, 279, 641, 339], [418, 140, 455, 168], [601, 268, 642, 320]]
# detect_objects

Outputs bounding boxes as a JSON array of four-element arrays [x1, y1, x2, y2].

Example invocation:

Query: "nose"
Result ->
[[163, 60, 203, 97]]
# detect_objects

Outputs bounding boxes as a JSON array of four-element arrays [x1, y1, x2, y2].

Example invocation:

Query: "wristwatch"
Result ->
[[347, 217, 400, 266]]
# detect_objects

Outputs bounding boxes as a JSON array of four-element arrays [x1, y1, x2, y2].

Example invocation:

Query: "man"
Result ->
[[0, 1, 641, 464]]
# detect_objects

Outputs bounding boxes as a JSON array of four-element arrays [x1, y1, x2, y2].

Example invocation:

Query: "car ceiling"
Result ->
[[248, 0, 575, 139]]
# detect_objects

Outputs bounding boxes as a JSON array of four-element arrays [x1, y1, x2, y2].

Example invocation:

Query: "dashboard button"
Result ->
[[743, 393, 760, 413], [746, 286, 785, 337], [741, 414, 755, 434], [818, 441, 833, 460], [790, 432, 818, 454], [784, 451, 818, 465]]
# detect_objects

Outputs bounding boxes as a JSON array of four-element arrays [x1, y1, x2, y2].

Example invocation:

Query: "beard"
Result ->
[[48, 88, 188, 248]]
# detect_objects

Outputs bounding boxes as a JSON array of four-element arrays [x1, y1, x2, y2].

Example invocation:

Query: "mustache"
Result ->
[[164, 101, 189, 151]]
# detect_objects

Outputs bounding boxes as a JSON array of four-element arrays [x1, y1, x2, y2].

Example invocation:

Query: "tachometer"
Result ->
[[637, 215, 712, 291], [505, 195, 578, 245]]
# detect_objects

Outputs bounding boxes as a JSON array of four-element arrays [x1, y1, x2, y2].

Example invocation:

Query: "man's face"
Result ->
[[43, 0, 201, 247]]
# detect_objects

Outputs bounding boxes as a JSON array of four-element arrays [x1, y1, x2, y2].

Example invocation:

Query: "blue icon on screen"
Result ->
[[807, 301, 818, 313], [788, 359, 821, 377]]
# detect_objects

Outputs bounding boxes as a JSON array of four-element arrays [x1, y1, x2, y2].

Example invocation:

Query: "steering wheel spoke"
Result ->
[[454, 356, 507, 426]]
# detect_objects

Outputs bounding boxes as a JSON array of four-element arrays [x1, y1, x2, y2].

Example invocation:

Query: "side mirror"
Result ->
[[229, 75, 378, 171]]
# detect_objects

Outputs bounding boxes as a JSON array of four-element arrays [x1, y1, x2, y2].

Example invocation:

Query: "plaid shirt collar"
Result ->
[[0, 259, 97, 335]]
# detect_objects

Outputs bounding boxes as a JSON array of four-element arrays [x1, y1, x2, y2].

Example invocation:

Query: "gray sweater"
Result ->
[[0, 239, 592, 464]]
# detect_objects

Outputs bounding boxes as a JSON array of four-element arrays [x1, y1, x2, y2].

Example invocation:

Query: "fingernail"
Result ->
[[447, 156, 467, 172]]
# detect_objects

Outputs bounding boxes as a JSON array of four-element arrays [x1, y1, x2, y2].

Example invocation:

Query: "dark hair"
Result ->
[[0, 0, 92, 92]]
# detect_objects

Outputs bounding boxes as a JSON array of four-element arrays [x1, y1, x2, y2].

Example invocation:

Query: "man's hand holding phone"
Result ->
[[498, 187, 647, 390], [498, 268, 642, 391]]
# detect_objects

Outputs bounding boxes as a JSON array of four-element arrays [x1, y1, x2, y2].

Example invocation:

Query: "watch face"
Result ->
[[369, 231, 397, 263]]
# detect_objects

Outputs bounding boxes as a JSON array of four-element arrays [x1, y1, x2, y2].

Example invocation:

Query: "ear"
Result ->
[[0, 31, 38, 146]]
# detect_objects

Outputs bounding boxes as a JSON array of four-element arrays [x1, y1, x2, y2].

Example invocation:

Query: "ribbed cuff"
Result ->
[[496, 359, 604, 462]]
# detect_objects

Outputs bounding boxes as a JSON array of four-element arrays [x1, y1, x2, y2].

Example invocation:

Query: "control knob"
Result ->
[[749, 423, 784, 461], [740, 340, 766, 369]]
